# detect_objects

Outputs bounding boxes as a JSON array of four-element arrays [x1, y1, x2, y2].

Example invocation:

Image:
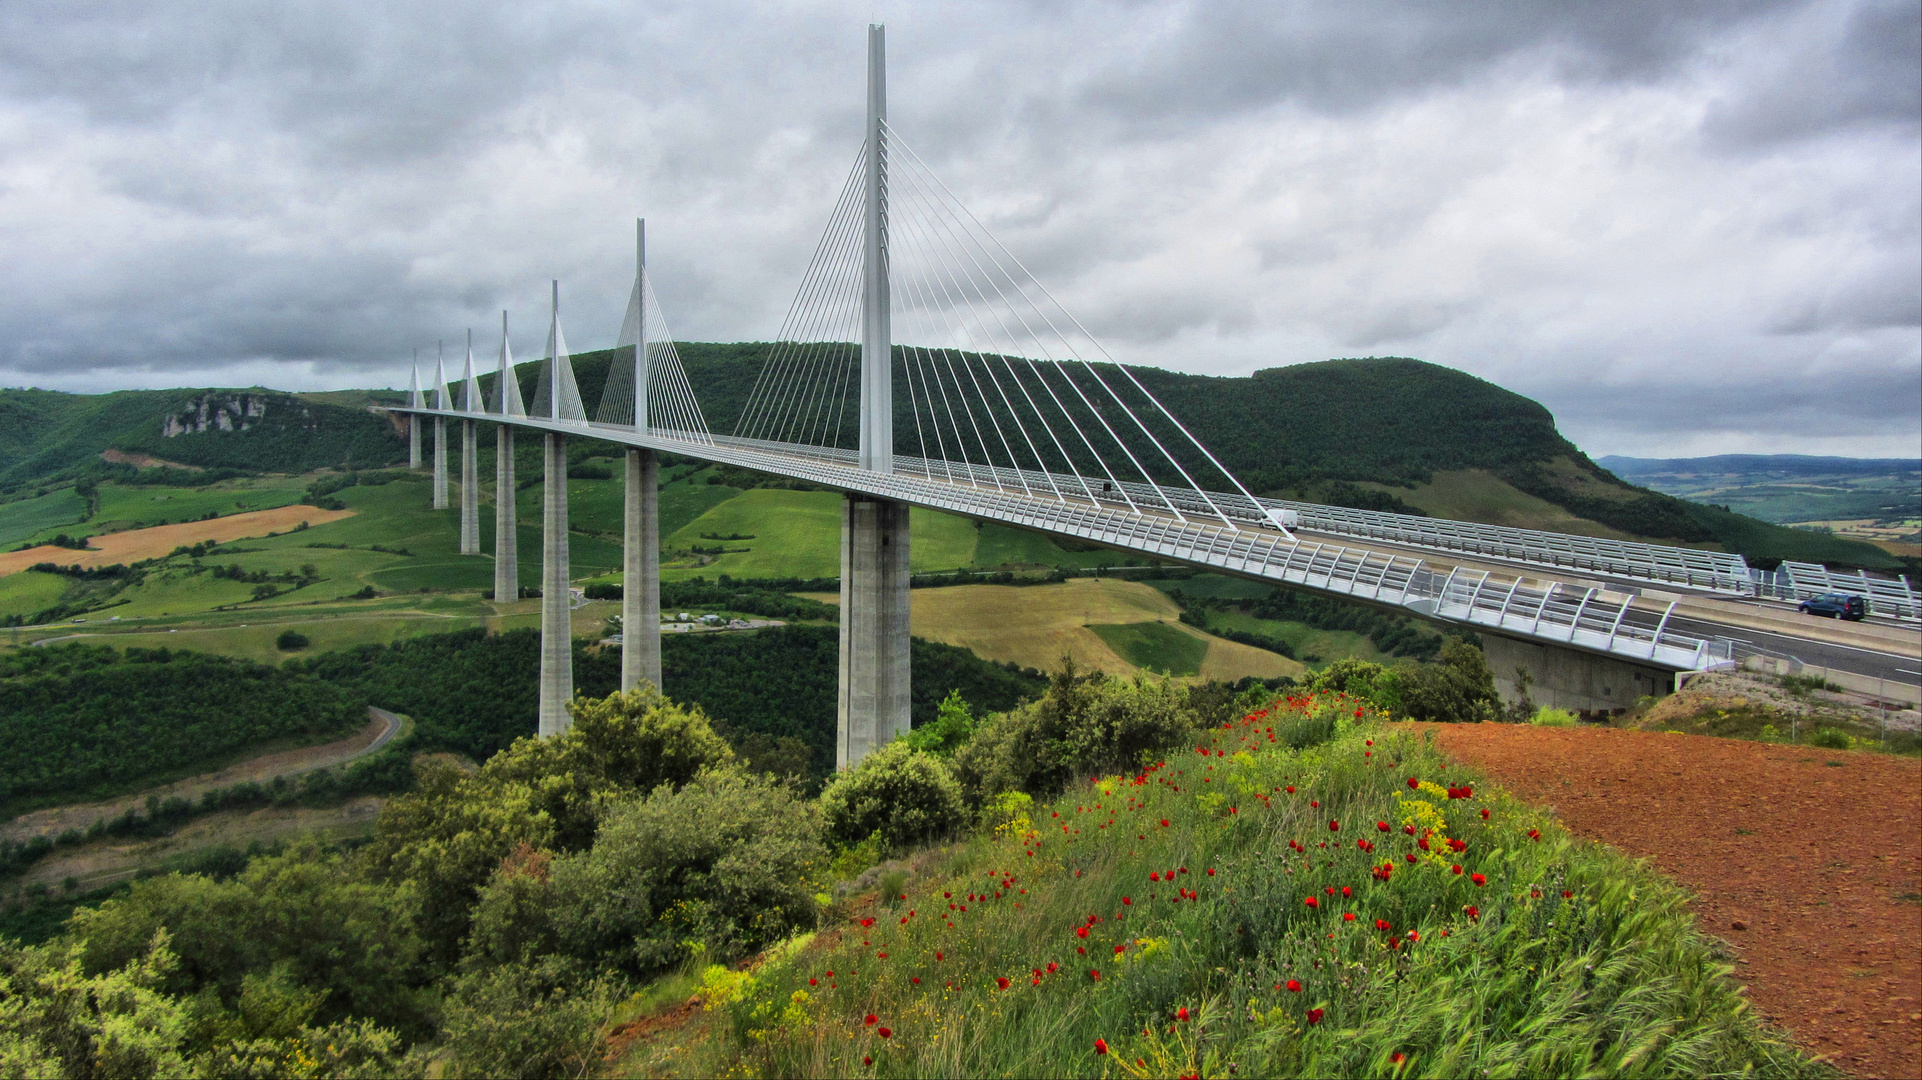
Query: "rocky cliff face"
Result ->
[[161, 394, 278, 437]]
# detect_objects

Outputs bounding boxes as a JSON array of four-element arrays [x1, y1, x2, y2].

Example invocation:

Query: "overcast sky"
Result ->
[[0, 0, 1916, 458]]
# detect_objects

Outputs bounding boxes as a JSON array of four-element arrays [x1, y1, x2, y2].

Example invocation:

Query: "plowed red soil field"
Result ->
[[1406, 724, 1921, 1079]]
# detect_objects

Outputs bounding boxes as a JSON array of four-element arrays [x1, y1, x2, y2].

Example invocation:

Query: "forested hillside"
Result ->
[[2, 349, 1900, 569]]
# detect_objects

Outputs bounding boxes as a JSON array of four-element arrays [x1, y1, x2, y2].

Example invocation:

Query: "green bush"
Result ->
[[951, 664, 1199, 803], [819, 742, 968, 851], [1805, 727, 1852, 750], [274, 629, 310, 651], [903, 689, 977, 756], [1395, 638, 1500, 723], [438, 957, 618, 1080], [467, 769, 825, 976], [1531, 707, 1579, 727]]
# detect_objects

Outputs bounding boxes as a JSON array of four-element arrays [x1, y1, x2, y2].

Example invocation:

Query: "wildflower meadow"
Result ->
[[697, 693, 1826, 1079]]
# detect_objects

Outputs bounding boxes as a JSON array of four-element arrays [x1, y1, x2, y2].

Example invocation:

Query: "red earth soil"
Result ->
[[1406, 724, 1921, 1079]]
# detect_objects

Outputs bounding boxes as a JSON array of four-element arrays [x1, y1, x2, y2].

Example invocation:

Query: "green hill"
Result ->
[[0, 352, 1900, 571]]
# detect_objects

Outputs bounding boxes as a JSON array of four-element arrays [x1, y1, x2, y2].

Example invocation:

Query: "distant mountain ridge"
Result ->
[[0, 353, 1901, 570], [1602, 455, 1922, 478]]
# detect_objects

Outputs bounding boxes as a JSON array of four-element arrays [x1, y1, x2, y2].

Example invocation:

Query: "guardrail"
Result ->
[[1754, 562, 1921, 621], [406, 412, 1725, 671]]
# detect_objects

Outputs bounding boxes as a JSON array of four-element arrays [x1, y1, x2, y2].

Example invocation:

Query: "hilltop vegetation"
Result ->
[[5, 349, 1899, 569], [0, 674, 1820, 1078]]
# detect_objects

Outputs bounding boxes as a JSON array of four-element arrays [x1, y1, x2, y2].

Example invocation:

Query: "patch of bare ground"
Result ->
[[0, 504, 354, 576], [1, 708, 400, 845], [1407, 722, 1921, 1080], [12, 796, 385, 894]]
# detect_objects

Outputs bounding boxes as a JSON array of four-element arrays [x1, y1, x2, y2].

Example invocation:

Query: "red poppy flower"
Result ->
[[1451, 864, 1462, 875], [1304, 896, 1319, 908], [1407, 777, 1420, 789], [1528, 829, 1541, 841], [911, 977, 921, 984], [1405, 853, 1418, 864], [1375, 918, 1392, 931], [1480, 809, 1490, 820], [1114, 944, 1125, 955], [1404, 824, 1416, 835], [1310, 800, 1320, 808], [1150, 871, 1160, 881], [1176, 1006, 1190, 1021], [1161, 819, 1170, 827], [1076, 927, 1089, 938], [1562, 890, 1573, 898], [1307, 1008, 1325, 1024], [809, 978, 817, 985], [1207, 867, 1216, 876], [1377, 821, 1390, 832], [1365, 739, 1373, 746], [997, 977, 1010, 989], [1391, 1052, 1405, 1064], [1406, 929, 1421, 942], [1341, 886, 1352, 898], [1325, 886, 1336, 895], [1285, 786, 1296, 793], [878, 1027, 891, 1039], [1047, 962, 1059, 973], [1094, 1038, 1109, 1055], [1343, 912, 1356, 922], [865, 1014, 878, 1026], [1122, 896, 1132, 906], [1447, 839, 1467, 853], [1329, 820, 1340, 832], [1472, 873, 1487, 886], [1464, 905, 1479, 919], [864, 1056, 872, 1066], [1287, 979, 1302, 992], [1089, 969, 1101, 980]]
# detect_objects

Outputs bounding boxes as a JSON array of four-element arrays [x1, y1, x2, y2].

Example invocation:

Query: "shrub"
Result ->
[[469, 769, 825, 976], [438, 957, 618, 1080], [903, 689, 977, 756], [481, 686, 736, 850], [951, 664, 1199, 803], [1395, 638, 1500, 723], [819, 742, 968, 850], [1805, 727, 1852, 750], [275, 630, 310, 651], [1530, 707, 1579, 727]]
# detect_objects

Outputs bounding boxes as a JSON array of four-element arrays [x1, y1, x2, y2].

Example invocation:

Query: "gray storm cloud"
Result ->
[[0, 0, 1915, 457]]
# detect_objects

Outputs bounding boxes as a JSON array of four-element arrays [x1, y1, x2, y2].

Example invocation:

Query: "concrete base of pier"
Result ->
[[539, 432, 573, 737], [837, 495, 912, 769], [622, 448, 661, 691], [1484, 633, 1675, 715]]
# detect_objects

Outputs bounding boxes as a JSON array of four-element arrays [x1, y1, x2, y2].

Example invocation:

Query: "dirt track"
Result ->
[[1411, 723, 1921, 1080], [0, 504, 354, 575]]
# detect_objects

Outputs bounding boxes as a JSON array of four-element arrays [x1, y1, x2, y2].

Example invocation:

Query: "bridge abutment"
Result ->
[[539, 432, 574, 736], [838, 495, 911, 769], [622, 447, 661, 691], [1483, 633, 1675, 715], [459, 420, 479, 554]]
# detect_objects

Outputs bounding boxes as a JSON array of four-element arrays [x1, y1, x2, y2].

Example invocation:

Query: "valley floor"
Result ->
[[1406, 723, 1921, 1080]]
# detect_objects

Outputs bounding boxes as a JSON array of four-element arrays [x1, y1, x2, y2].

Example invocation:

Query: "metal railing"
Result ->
[[411, 409, 1726, 671], [1753, 562, 1921, 621]]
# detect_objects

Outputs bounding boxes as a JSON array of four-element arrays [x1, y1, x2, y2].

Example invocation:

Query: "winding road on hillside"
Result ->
[[1, 706, 403, 846]]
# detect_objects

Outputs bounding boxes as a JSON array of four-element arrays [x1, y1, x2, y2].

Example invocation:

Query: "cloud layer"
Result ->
[[0, 0, 1915, 457]]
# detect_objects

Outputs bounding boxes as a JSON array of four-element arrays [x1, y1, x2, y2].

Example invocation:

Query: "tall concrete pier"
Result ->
[[537, 284, 576, 737], [407, 355, 423, 470], [836, 24, 912, 769], [837, 496, 912, 769], [458, 331, 481, 555], [621, 219, 662, 692], [539, 431, 573, 736], [622, 448, 660, 690], [431, 345, 449, 510], [493, 311, 523, 603]]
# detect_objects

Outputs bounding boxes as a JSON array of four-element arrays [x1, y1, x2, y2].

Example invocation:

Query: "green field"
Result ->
[[1202, 606, 1386, 665], [0, 570, 72, 621], [89, 477, 309, 532], [0, 489, 88, 547], [658, 489, 985, 580], [1086, 619, 1210, 676]]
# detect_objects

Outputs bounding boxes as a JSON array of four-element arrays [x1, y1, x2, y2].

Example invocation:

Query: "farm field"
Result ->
[[1412, 722, 1921, 1080], [0, 504, 354, 574], [0, 488, 90, 547], [804, 577, 1301, 682]]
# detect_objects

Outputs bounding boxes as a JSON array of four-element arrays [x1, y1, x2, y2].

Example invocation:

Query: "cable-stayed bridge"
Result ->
[[393, 26, 1919, 761]]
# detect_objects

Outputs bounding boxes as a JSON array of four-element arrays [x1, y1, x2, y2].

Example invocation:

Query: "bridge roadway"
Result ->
[[402, 407, 1922, 695]]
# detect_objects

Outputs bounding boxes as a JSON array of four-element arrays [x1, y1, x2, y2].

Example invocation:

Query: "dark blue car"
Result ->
[[1798, 593, 1866, 620]]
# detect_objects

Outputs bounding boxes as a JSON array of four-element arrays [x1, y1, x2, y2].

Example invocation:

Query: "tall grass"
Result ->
[[698, 695, 1827, 1078]]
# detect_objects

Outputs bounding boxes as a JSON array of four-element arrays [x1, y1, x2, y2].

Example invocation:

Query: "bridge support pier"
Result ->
[[459, 420, 479, 554], [432, 417, 448, 510], [408, 417, 421, 470], [621, 448, 661, 691], [838, 495, 911, 769], [539, 432, 574, 736], [494, 426, 518, 602], [1483, 634, 1675, 716]]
